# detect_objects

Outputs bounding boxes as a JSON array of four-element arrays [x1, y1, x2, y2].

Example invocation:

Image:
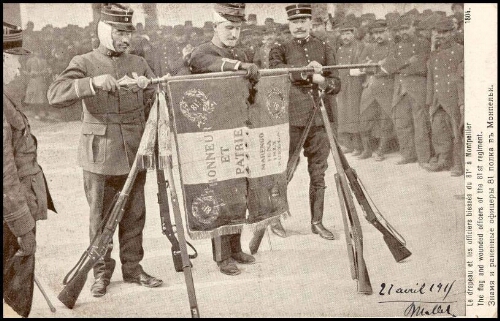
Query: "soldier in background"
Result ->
[[47, 4, 162, 297], [266, 3, 341, 240], [3, 20, 56, 317], [189, 3, 259, 276], [422, 18, 464, 175], [153, 24, 192, 77], [389, 15, 432, 166], [335, 18, 365, 156], [357, 20, 396, 161]]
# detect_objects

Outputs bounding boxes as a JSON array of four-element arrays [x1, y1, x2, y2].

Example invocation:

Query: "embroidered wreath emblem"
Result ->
[[191, 188, 226, 225], [266, 88, 286, 120], [179, 89, 216, 129]]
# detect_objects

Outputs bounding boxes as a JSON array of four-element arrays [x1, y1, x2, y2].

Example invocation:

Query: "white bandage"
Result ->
[[97, 21, 116, 52], [212, 9, 228, 25]]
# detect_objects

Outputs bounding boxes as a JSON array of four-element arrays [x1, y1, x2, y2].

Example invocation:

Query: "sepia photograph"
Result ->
[[3, 2, 497, 318]]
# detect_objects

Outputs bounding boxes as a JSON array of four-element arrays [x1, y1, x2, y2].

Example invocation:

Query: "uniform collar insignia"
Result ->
[[295, 35, 310, 45], [97, 45, 122, 57]]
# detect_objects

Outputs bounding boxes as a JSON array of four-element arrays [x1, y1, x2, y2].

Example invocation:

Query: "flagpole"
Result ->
[[119, 63, 380, 89]]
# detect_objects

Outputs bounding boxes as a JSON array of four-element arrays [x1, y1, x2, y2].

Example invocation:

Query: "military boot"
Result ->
[[310, 187, 335, 240], [357, 135, 372, 159], [91, 258, 116, 297]]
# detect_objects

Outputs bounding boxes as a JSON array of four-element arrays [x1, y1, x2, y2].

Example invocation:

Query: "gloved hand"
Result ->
[[349, 68, 363, 76], [16, 230, 36, 256], [92, 74, 120, 93], [182, 44, 194, 59], [312, 73, 326, 86], [240, 62, 260, 82], [307, 60, 323, 74]]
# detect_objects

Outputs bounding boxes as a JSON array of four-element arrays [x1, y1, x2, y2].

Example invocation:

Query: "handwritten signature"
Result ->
[[404, 301, 456, 318]]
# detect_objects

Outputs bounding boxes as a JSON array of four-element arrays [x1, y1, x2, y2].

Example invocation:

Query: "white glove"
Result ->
[[349, 68, 364, 76], [307, 60, 323, 74], [312, 74, 326, 85], [92, 74, 120, 92]]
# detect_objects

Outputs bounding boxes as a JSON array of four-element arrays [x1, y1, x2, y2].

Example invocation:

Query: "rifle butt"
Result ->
[[249, 228, 266, 255], [57, 268, 89, 309], [383, 234, 412, 262], [58, 257, 96, 308], [356, 257, 373, 295]]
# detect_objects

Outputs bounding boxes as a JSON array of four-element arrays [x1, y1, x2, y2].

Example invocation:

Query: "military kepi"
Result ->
[[214, 3, 246, 22], [286, 3, 312, 20], [100, 3, 135, 31], [433, 18, 455, 31], [3, 21, 30, 55], [369, 19, 388, 32]]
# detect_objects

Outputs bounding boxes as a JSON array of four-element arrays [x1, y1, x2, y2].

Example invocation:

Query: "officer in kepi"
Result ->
[[189, 3, 260, 276], [3, 20, 56, 317], [47, 4, 162, 298], [263, 3, 341, 240]]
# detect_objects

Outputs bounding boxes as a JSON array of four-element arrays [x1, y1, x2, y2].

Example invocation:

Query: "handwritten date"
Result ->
[[379, 280, 456, 300]]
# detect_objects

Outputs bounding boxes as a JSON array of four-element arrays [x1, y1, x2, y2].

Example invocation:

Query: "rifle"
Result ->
[[58, 109, 154, 309], [155, 90, 200, 318], [318, 99, 411, 262], [315, 94, 372, 295], [317, 95, 411, 293]]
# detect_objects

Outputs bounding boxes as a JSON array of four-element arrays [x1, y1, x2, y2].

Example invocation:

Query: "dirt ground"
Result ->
[[8, 115, 466, 318]]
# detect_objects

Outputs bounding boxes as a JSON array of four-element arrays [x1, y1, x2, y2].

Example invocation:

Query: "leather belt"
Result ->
[[82, 109, 145, 124]]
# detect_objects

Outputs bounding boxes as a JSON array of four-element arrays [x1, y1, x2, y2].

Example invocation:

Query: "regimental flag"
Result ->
[[165, 74, 290, 239]]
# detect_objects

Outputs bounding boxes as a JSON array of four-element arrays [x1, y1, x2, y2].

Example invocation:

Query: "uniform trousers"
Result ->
[[211, 234, 242, 262], [359, 100, 394, 139], [430, 106, 462, 167], [83, 170, 146, 280], [288, 126, 330, 189], [392, 94, 431, 162]]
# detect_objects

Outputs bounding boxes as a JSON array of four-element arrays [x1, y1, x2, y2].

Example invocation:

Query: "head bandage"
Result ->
[[212, 9, 229, 25], [97, 21, 116, 52]]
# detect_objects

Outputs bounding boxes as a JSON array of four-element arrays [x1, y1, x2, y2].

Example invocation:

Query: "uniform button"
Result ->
[[435, 75, 438, 78], [398, 53, 401, 55], [412, 43, 415, 47], [447, 82, 450, 84], [436, 89, 438, 92], [399, 45, 402, 49], [451, 51, 454, 54], [304, 48, 307, 51], [382, 83, 385, 85]]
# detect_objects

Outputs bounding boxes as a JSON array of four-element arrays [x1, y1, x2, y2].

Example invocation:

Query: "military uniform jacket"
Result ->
[[359, 41, 397, 115], [390, 36, 430, 107], [336, 40, 365, 133], [189, 41, 249, 74], [153, 41, 190, 77], [426, 41, 464, 122], [47, 46, 156, 176], [268, 35, 339, 127], [3, 89, 49, 237]]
